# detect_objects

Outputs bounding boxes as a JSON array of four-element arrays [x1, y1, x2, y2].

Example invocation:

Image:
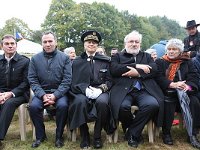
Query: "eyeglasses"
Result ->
[[3, 42, 16, 46], [127, 40, 140, 44]]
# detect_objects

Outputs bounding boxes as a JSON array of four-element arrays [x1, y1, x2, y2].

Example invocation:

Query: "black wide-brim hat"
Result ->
[[81, 30, 101, 43], [185, 20, 200, 29]]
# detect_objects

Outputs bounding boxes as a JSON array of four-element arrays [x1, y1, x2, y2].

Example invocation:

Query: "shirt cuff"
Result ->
[[11, 92, 15, 97]]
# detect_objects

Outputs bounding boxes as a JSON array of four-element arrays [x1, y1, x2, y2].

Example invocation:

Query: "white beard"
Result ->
[[126, 48, 140, 55]]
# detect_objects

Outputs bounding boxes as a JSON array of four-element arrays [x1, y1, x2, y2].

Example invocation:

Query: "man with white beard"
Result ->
[[110, 30, 164, 148]]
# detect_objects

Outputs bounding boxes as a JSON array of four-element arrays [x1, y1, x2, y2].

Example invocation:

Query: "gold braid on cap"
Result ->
[[84, 35, 99, 42]]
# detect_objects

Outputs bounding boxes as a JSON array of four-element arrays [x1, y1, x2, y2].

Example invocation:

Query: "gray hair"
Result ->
[[124, 30, 142, 43], [145, 48, 156, 54], [64, 47, 75, 55], [165, 38, 184, 52]]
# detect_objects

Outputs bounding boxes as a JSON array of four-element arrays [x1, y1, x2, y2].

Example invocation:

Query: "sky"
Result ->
[[0, 0, 200, 30]]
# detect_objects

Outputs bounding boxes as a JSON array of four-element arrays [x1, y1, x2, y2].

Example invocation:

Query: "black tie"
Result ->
[[89, 56, 94, 73]]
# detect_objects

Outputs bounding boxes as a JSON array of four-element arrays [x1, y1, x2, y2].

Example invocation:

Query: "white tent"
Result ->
[[17, 39, 42, 54]]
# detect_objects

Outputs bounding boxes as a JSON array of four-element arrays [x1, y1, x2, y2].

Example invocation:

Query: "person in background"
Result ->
[[150, 40, 168, 58], [184, 20, 200, 58], [0, 34, 30, 147], [110, 30, 164, 148], [69, 30, 112, 149], [28, 31, 72, 148], [110, 48, 118, 56], [145, 48, 157, 61], [155, 38, 200, 148], [64, 46, 77, 61], [96, 46, 107, 55]]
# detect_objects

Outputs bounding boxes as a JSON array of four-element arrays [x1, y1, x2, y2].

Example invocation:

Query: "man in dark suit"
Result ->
[[110, 30, 164, 148], [69, 30, 112, 149], [0, 34, 30, 146], [28, 31, 72, 148]]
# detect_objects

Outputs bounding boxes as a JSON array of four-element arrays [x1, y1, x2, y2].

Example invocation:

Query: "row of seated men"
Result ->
[[1, 29, 200, 150]]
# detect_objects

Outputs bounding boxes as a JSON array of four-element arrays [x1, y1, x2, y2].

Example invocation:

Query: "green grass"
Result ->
[[1, 114, 198, 150]]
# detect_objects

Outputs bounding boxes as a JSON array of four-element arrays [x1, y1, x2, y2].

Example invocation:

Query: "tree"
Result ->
[[0, 17, 32, 40], [42, 0, 132, 54], [42, 0, 187, 54]]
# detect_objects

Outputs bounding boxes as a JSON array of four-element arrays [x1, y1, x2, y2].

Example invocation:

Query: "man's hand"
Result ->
[[43, 94, 56, 106], [122, 66, 140, 77], [0, 93, 6, 104], [0, 92, 13, 104], [136, 64, 152, 74]]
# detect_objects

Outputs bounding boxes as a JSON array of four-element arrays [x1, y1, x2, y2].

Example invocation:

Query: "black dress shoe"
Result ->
[[93, 139, 103, 149], [128, 136, 139, 148], [80, 140, 90, 149], [55, 138, 64, 148], [189, 135, 200, 149], [31, 138, 46, 148], [162, 134, 173, 145]]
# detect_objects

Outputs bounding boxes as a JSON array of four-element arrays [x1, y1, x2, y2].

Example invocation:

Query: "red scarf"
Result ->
[[162, 53, 190, 81]]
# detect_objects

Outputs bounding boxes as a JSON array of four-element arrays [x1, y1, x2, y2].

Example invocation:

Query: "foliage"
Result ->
[[0, 0, 187, 54], [0, 18, 32, 40]]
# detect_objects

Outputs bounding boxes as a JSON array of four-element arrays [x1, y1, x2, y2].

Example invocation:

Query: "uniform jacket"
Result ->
[[28, 50, 72, 99], [0, 53, 30, 101], [71, 52, 112, 94], [110, 50, 164, 127]]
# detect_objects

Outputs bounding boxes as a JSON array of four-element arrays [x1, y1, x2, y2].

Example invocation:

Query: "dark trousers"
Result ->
[[29, 96, 68, 140], [0, 96, 26, 140], [119, 90, 159, 138], [163, 95, 200, 135], [70, 93, 109, 140]]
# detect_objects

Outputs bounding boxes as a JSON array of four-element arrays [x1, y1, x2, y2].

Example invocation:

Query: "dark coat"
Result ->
[[184, 31, 200, 57], [69, 52, 113, 130], [28, 50, 72, 99], [155, 57, 198, 94], [110, 50, 164, 127], [71, 52, 112, 94], [0, 53, 30, 101]]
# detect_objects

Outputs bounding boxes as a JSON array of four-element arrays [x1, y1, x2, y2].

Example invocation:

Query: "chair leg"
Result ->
[[147, 120, 154, 143], [113, 121, 119, 143], [71, 129, 77, 142], [18, 104, 27, 141], [31, 120, 36, 140], [106, 134, 113, 143]]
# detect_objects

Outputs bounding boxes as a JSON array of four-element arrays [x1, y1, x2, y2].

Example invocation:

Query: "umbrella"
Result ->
[[176, 89, 193, 136]]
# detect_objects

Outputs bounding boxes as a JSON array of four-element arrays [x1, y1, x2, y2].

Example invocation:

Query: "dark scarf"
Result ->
[[162, 53, 190, 81]]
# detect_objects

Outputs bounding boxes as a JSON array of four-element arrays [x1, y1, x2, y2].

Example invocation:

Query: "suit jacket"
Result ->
[[110, 50, 164, 127], [0, 53, 30, 101]]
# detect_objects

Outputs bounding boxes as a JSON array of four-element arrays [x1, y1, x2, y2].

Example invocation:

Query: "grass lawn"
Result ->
[[1, 114, 198, 150]]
